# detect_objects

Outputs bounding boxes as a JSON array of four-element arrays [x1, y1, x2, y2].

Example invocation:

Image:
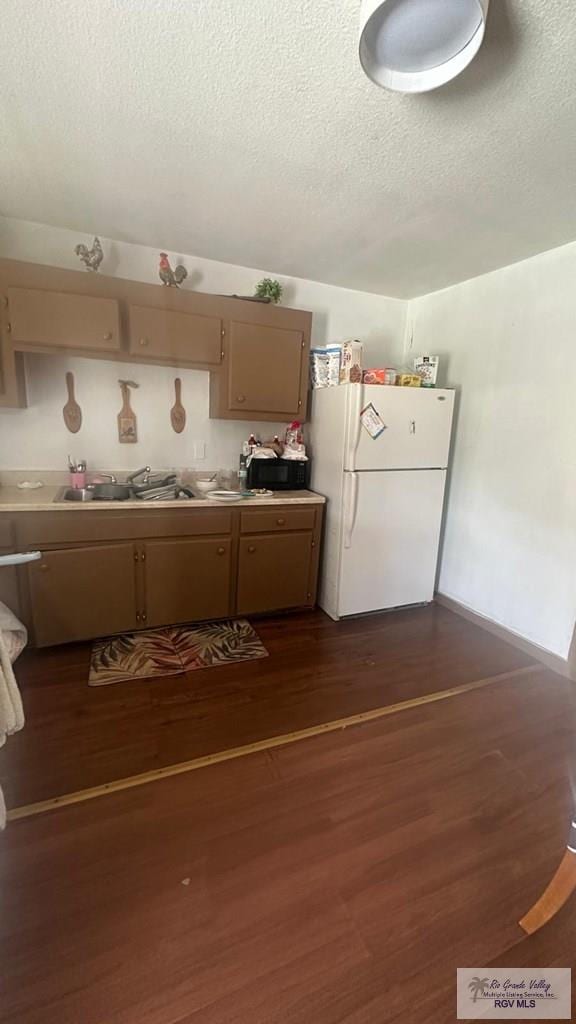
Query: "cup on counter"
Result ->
[[70, 472, 87, 489]]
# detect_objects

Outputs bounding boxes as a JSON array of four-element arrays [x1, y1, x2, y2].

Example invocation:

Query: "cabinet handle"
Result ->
[[247, 545, 256, 554], [103, 331, 113, 341], [141, 550, 146, 561], [139, 338, 149, 347], [134, 551, 139, 562], [136, 613, 141, 622], [40, 563, 49, 572], [217, 546, 226, 555], [297, 399, 302, 408], [236, 395, 246, 404], [142, 612, 147, 622], [6, 322, 11, 334], [276, 517, 286, 526]]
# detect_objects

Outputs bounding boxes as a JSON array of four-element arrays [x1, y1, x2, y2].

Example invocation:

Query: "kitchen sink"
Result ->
[[55, 485, 131, 502], [56, 488, 94, 502]]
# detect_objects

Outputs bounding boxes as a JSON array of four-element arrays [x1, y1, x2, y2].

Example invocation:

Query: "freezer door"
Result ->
[[338, 469, 446, 616], [345, 386, 454, 471]]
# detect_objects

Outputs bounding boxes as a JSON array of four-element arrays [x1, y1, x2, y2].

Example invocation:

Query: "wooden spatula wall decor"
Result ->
[[117, 379, 139, 443], [170, 377, 186, 433], [63, 372, 82, 433]]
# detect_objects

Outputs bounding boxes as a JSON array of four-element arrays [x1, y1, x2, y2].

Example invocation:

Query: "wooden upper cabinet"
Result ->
[[128, 305, 223, 366], [0, 337, 26, 408], [7, 287, 120, 353], [226, 321, 307, 418]]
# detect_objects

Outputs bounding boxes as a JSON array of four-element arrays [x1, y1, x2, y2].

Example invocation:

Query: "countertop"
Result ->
[[0, 487, 325, 512]]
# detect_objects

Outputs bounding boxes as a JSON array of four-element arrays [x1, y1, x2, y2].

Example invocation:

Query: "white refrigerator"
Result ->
[[308, 384, 455, 620]]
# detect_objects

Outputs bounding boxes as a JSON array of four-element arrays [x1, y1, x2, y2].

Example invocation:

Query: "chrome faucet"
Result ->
[[98, 473, 117, 484], [126, 466, 151, 485]]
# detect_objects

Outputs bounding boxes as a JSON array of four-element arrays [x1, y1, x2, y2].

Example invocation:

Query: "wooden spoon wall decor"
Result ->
[[117, 379, 139, 443], [63, 372, 82, 433], [170, 377, 186, 433]]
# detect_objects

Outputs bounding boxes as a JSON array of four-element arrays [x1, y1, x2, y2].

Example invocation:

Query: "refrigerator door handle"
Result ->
[[344, 472, 359, 549], [345, 383, 364, 472]]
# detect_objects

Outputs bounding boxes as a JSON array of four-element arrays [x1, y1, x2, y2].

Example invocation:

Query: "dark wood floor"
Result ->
[[1, 642, 576, 1023], [0, 605, 539, 807]]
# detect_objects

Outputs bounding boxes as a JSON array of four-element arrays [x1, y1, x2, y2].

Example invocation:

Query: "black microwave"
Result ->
[[247, 458, 309, 491]]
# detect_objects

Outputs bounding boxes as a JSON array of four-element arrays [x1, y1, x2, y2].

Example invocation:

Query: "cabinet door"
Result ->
[[0, 337, 26, 408], [143, 537, 232, 628], [227, 321, 306, 416], [28, 543, 138, 647], [7, 288, 120, 352], [237, 532, 313, 614], [128, 305, 223, 365]]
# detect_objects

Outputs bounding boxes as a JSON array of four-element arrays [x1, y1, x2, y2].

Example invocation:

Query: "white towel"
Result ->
[[0, 602, 27, 830]]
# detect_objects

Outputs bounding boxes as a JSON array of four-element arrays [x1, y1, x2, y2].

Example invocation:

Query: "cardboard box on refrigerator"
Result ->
[[339, 340, 363, 384]]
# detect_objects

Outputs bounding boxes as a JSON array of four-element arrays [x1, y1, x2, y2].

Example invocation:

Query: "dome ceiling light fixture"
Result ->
[[359, 0, 490, 93]]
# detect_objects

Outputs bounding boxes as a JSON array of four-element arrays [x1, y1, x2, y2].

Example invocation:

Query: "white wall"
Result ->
[[0, 216, 406, 471], [409, 241, 576, 660]]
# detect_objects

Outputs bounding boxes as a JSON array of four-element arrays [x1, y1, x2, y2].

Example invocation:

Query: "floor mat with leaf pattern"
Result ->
[[89, 620, 268, 686]]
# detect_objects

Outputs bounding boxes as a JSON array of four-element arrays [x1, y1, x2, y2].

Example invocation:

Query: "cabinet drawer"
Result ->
[[17, 509, 233, 546], [129, 305, 222, 364], [8, 288, 120, 352], [240, 507, 316, 534]]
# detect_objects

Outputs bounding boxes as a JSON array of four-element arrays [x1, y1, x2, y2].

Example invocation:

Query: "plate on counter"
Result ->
[[209, 490, 245, 503]]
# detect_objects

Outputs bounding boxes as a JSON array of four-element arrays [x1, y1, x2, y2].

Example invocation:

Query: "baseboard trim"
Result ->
[[435, 592, 574, 681]]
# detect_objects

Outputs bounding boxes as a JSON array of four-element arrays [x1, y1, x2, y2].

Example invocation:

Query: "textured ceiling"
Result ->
[[1, 0, 576, 298]]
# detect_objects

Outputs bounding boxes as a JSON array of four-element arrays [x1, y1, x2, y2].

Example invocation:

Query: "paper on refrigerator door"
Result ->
[[360, 402, 386, 440]]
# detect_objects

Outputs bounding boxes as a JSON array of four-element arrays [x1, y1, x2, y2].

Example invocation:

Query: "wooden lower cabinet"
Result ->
[[15, 503, 323, 646], [143, 537, 232, 628], [28, 543, 138, 647], [237, 532, 313, 615]]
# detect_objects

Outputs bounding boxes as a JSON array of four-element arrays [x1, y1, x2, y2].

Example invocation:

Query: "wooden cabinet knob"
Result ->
[[139, 338, 149, 347], [40, 563, 49, 572], [142, 612, 147, 622], [236, 395, 246, 403], [136, 613, 141, 622], [103, 331, 113, 341], [217, 546, 226, 555], [247, 545, 256, 554], [276, 517, 286, 526]]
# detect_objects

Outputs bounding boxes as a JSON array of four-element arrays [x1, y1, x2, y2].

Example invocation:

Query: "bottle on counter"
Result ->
[[238, 453, 248, 491]]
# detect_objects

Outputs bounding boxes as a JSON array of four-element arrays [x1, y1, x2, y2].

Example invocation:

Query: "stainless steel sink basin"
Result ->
[[55, 484, 133, 502], [57, 488, 94, 502], [89, 483, 133, 500]]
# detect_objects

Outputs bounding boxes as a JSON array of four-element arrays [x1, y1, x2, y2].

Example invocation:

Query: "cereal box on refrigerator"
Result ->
[[413, 355, 439, 387], [339, 340, 363, 384]]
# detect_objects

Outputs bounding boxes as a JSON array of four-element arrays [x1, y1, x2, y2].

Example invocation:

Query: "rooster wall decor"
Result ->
[[159, 252, 188, 288], [74, 236, 104, 273]]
